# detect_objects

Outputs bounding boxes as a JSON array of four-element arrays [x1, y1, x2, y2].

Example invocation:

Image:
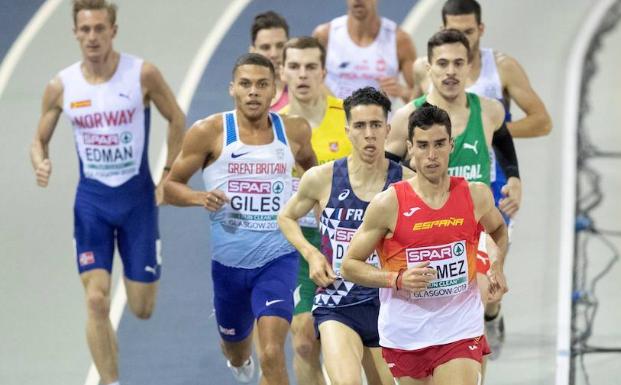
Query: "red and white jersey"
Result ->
[[377, 177, 483, 350]]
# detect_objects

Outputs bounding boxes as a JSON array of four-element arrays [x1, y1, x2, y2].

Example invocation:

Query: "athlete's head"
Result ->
[[347, 0, 378, 21], [427, 29, 470, 101], [250, 11, 289, 72], [442, 0, 484, 53], [281, 37, 326, 103], [230, 53, 276, 121], [343, 87, 392, 163], [407, 105, 453, 181], [72, 0, 118, 61]]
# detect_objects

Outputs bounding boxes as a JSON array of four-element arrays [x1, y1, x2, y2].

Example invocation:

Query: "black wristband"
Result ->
[[163, 166, 171, 172], [492, 122, 520, 179]]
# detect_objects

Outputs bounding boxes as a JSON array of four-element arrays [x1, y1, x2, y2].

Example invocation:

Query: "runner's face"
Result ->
[[282, 48, 325, 103], [347, 0, 377, 20], [444, 14, 483, 54], [346, 104, 389, 163], [407, 124, 452, 181], [428, 43, 470, 101], [74, 10, 116, 61], [230, 65, 275, 120], [251, 28, 288, 72]]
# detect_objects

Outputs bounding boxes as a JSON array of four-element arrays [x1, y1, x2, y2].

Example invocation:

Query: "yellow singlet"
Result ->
[[280, 95, 352, 164]]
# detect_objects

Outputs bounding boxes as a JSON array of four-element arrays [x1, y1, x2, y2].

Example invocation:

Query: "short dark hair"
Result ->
[[442, 0, 482, 25], [73, 0, 117, 26], [251, 11, 289, 44], [343, 87, 391, 122], [408, 103, 452, 140], [232, 53, 275, 79], [282, 36, 326, 69], [427, 29, 470, 63]]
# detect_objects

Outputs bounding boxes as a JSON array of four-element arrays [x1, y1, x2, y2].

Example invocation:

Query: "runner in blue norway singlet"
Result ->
[[60, 53, 159, 282]]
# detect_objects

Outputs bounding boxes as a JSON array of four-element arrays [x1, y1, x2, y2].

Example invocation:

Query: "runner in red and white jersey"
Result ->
[[341, 104, 508, 384]]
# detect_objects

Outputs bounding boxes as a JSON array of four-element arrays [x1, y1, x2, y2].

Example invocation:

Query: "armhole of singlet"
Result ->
[[224, 111, 237, 146], [389, 182, 407, 237], [270, 112, 288, 145]]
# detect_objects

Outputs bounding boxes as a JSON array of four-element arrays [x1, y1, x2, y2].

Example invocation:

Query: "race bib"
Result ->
[[332, 226, 379, 275], [222, 179, 285, 231]]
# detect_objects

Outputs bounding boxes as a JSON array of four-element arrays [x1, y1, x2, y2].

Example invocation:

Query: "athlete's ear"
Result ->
[[385, 123, 391, 138], [479, 22, 485, 37], [229, 81, 234, 97], [111, 24, 118, 39], [249, 44, 255, 54], [449, 137, 455, 153]]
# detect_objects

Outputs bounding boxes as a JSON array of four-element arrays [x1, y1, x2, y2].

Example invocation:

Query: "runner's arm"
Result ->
[[30, 77, 63, 187], [278, 167, 336, 287], [411, 57, 429, 99], [288, 117, 317, 172], [498, 54, 552, 137], [142, 62, 185, 203], [164, 117, 227, 211], [312, 22, 329, 47]]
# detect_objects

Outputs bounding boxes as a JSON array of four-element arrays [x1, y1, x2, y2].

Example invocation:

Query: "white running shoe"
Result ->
[[485, 314, 505, 361], [226, 356, 255, 383]]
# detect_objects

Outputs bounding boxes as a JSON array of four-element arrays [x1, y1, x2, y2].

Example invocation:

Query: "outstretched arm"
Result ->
[[30, 77, 63, 187]]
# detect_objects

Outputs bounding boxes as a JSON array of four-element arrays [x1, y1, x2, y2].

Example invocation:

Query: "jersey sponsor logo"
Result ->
[[265, 299, 284, 306], [468, 344, 478, 351], [463, 140, 479, 154], [412, 217, 464, 231], [70, 99, 92, 109], [118, 92, 131, 100], [339, 61, 350, 69], [218, 325, 236, 336], [72, 108, 137, 129], [83, 133, 119, 146], [448, 164, 483, 181], [144, 265, 158, 275], [403, 207, 421, 217], [329, 141, 339, 152], [335, 227, 356, 242], [227, 162, 287, 175], [231, 151, 250, 159], [228, 180, 272, 194], [78, 251, 95, 266], [338, 189, 350, 201]]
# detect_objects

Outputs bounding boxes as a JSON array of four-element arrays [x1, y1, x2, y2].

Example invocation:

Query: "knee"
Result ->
[[293, 334, 316, 361], [221, 341, 250, 366], [260, 343, 285, 370], [86, 290, 110, 319], [130, 301, 154, 320], [331, 377, 361, 385]]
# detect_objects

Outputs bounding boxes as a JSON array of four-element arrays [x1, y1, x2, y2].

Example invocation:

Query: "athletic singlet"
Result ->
[[314, 158, 402, 309], [60, 53, 152, 196], [270, 85, 289, 112], [466, 47, 510, 184], [325, 15, 398, 99], [202, 111, 295, 268], [414, 93, 490, 185], [281, 95, 352, 228], [377, 177, 483, 350]]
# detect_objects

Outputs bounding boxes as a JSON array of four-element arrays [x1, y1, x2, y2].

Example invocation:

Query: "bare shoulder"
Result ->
[[371, 185, 398, 210], [413, 56, 429, 73], [392, 101, 416, 127], [468, 181, 493, 206], [494, 50, 520, 71], [186, 113, 223, 146], [396, 27, 414, 48], [401, 166, 416, 179], [479, 95, 505, 126], [140, 61, 165, 86], [282, 114, 311, 142], [44, 75, 64, 107], [312, 22, 330, 46], [304, 161, 333, 185]]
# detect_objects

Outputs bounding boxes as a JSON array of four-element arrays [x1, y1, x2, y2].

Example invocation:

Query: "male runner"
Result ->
[[164, 53, 316, 385], [278, 36, 352, 385], [414, 0, 552, 358], [385, 29, 520, 363], [313, 0, 417, 103], [30, 2, 184, 384], [279, 87, 407, 385], [249, 11, 290, 110], [342, 104, 509, 385]]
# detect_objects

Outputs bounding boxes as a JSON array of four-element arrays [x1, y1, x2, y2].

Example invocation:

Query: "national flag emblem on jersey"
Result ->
[[70, 99, 92, 109], [79, 251, 95, 266], [329, 142, 339, 152]]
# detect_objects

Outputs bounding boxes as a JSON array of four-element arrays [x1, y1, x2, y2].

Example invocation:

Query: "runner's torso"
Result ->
[[202, 111, 296, 268], [60, 53, 153, 199], [377, 177, 483, 350], [315, 158, 402, 308], [325, 15, 399, 100]]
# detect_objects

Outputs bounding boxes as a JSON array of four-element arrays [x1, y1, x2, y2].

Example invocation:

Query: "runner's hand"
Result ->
[[35, 159, 52, 187], [155, 179, 166, 206], [499, 177, 521, 218], [487, 261, 508, 302], [377, 76, 408, 100], [202, 189, 229, 212], [400, 261, 436, 293], [307, 250, 337, 288]]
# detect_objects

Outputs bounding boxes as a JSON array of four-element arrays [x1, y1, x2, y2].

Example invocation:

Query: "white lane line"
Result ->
[[0, 0, 63, 99], [83, 1, 251, 385], [401, 0, 436, 35]]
